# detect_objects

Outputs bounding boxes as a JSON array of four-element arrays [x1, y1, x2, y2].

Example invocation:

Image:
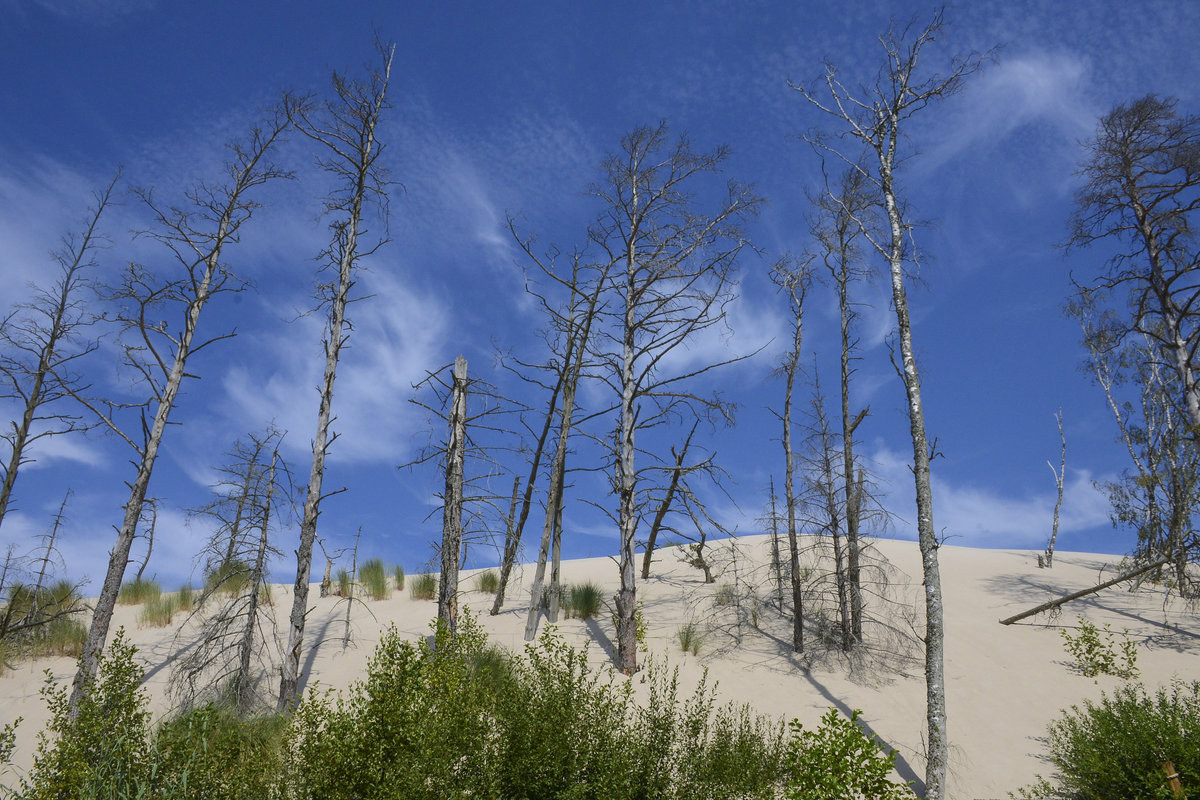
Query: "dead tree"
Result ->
[[640, 421, 698, 579], [1042, 409, 1067, 568], [175, 430, 286, 714], [1068, 95, 1200, 434], [438, 356, 468, 634], [69, 113, 289, 714], [133, 498, 158, 584], [794, 11, 987, 796], [773, 260, 810, 654], [591, 123, 761, 674], [811, 164, 874, 640], [279, 42, 393, 713], [0, 175, 116, 533]]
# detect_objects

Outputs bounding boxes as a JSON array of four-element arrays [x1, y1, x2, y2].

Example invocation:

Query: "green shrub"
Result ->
[[394, 565, 405, 591], [1013, 680, 1200, 800], [118, 577, 161, 605], [785, 708, 915, 799], [359, 558, 390, 600], [476, 569, 500, 594], [566, 581, 604, 619], [678, 622, 706, 656], [409, 573, 437, 600], [1061, 616, 1139, 679], [21, 628, 153, 797], [279, 612, 786, 800]]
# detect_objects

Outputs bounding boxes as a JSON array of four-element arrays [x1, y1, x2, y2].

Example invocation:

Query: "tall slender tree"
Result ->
[[590, 124, 761, 673], [795, 11, 986, 797], [68, 115, 288, 713], [0, 175, 116, 532], [279, 42, 394, 712]]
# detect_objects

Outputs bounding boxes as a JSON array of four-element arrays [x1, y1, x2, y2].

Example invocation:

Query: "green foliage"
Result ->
[[475, 569, 499, 594], [1061, 616, 1139, 679], [1013, 680, 1200, 800], [785, 708, 915, 800], [117, 577, 161, 605], [393, 565, 405, 591], [152, 704, 287, 800], [278, 612, 786, 799], [566, 581, 604, 618], [677, 622, 706, 655], [359, 558, 390, 601], [21, 628, 153, 799], [408, 573, 436, 600], [1, 580, 86, 673]]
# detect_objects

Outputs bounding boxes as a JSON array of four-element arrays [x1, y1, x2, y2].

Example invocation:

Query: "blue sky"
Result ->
[[1, 0, 1198, 593]]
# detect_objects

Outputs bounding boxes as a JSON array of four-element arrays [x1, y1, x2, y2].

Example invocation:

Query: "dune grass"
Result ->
[[565, 581, 603, 619], [205, 559, 252, 596], [677, 622, 706, 656], [336, 569, 353, 598], [476, 569, 499, 594], [393, 565, 405, 591], [409, 573, 437, 600], [359, 558, 390, 601], [117, 577, 161, 605]]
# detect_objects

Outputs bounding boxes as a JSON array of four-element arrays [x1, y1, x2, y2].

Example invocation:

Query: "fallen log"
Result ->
[[999, 556, 1172, 625]]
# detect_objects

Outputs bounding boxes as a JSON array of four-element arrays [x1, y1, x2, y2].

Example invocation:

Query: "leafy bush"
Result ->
[[279, 612, 786, 799], [409, 573, 436, 600], [393, 565, 405, 591], [118, 577, 161, 605], [1061, 616, 1139, 679], [476, 569, 499, 594], [20, 628, 153, 798], [359, 558, 390, 600], [566, 581, 604, 618], [1013, 680, 1200, 800], [678, 622, 706, 655], [785, 708, 915, 799], [153, 703, 287, 800]]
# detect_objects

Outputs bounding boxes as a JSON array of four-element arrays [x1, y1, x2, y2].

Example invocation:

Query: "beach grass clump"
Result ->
[[204, 559, 253, 596], [677, 622, 705, 656], [0, 581, 86, 672], [713, 583, 736, 607], [176, 583, 195, 610], [138, 593, 180, 628], [1014, 680, 1200, 800], [359, 558, 390, 601], [336, 568, 353, 599], [393, 565, 406, 591], [409, 573, 437, 600], [564, 581, 603, 619], [476, 569, 499, 594], [118, 577, 161, 606]]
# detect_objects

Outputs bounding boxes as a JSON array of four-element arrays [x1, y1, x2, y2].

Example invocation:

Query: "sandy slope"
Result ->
[[2, 536, 1197, 799]]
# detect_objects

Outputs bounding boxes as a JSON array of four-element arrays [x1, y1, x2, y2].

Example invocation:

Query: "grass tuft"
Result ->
[[138, 592, 179, 628], [677, 622, 705, 656], [565, 581, 604, 619], [409, 573, 437, 600], [360, 558, 390, 601], [393, 565, 406, 591], [476, 570, 499, 594], [118, 577, 161, 606]]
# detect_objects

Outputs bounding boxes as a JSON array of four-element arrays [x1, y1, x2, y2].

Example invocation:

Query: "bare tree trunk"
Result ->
[[524, 441, 567, 640], [438, 356, 468, 635], [71, 118, 285, 714], [236, 447, 276, 712], [1000, 556, 1172, 625], [278, 44, 392, 713], [1043, 410, 1066, 568], [615, 230, 641, 674], [778, 273, 807, 654], [548, 487, 563, 623], [492, 475, 521, 613], [768, 478, 785, 612], [134, 500, 157, 583]]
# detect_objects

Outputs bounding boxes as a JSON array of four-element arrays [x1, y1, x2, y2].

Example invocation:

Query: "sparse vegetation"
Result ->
[[336, 568, 353, 599], [565, 581, 603, 619], [177, 583, 195, 609], [393, 565, 405, 591], [138, 592, 180, 628], [476, 569, 499, 594], [1061, 616, 1139, 679], [409, 573, 437, 600], [714, 583, 736, 607], [118, 577, 161, 605], [677, 622, 706, 656], [206, 560, 252, 596], [359, 558, 390, 601]]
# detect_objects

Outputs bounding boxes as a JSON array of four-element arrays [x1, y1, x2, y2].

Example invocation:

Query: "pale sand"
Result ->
[[2, 536, 1197, 799]]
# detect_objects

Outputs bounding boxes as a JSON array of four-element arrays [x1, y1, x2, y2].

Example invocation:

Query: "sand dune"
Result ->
[[2, 536, 1197, 798]]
